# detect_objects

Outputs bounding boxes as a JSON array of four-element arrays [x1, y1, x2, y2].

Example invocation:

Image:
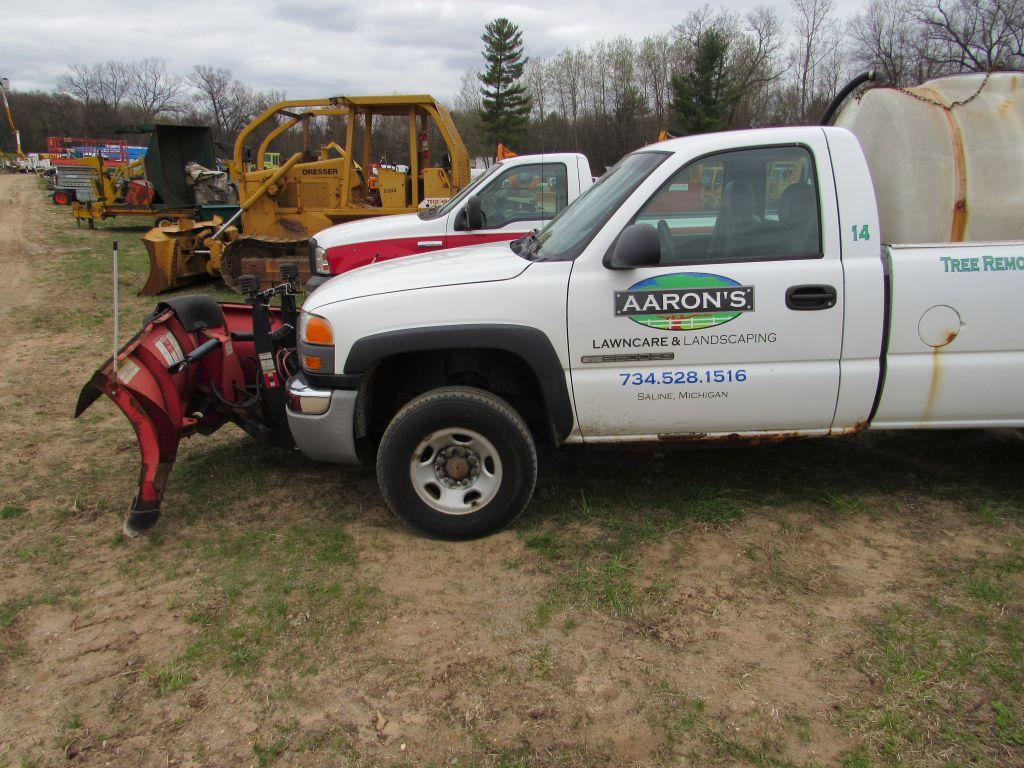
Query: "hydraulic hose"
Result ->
[[819, 71, 878, 126]]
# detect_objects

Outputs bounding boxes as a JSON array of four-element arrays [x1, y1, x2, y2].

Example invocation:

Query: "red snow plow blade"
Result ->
[[76, 294, 291, 536]]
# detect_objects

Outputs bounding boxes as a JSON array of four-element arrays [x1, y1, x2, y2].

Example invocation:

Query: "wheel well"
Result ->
[[358, 348, 553, 445]]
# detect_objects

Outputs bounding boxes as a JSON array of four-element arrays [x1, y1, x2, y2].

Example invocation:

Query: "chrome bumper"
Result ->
[[285, 375, 359, 464]]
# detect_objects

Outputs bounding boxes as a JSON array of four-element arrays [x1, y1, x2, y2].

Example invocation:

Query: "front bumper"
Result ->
[[286, 374, 360, 464]]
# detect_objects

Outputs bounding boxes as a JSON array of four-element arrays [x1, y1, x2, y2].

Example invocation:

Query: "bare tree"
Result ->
[[851, 0, 926, 85], [607, 37, 647, 155], [56, 63, 102, 134], [94, 61, 133, 112], [188, 65, 258, 141], [550, 47, 585, 149], [56, 63, 99, 108], [730, 6, 788, 126], [790, 0, 844, 122], [454, 70, 482, 113], [637, 34, 674, 123], [672, 5, 727, 57], [669, 6, 786, 127], [585, 40, 611, 122], [525, 57, 550, 123], [915, 0, 1024, 72], [449, 70, 486, 157], [128, 58, 182, 119]]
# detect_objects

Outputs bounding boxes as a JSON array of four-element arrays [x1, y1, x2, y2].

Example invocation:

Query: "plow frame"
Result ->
[[76, 289, 298, 536]]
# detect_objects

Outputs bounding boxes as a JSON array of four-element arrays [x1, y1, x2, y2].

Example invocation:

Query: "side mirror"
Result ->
[[456, 195, 484, 231], [604, 224, 661, 269]]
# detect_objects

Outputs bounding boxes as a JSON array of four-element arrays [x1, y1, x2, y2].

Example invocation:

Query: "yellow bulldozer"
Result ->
[[140, 95, 470, 295]]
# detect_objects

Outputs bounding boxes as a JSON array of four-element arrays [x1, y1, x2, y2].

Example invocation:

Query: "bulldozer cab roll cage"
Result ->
[[231, 95, 470, 209]]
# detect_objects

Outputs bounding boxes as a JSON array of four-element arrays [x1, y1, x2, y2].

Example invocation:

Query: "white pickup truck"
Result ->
[[80, 72, 1024, 539], [306, 152, 594, 290]]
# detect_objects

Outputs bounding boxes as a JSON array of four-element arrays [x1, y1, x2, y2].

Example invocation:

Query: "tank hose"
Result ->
[[819, 71, 878, 126]]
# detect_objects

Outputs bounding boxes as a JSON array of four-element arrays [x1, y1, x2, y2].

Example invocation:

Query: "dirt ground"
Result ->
[[1, 172, 1022, 768]]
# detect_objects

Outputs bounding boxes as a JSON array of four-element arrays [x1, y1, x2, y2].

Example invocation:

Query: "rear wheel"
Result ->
[[376, 386, 537, 539], [52, 190, 71, 205]]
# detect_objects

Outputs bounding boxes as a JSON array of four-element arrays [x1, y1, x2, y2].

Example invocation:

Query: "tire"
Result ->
[[376, 386, 537, 539], [52, 190, 71, 205]]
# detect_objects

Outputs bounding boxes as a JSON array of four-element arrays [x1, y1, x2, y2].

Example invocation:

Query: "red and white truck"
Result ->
[[306, 153, 593, 289]]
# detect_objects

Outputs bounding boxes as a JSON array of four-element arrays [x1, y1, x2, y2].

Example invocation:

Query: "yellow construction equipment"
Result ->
[[69, 126, 223, 228], [0, 77, 26, 168], [68, 155, 193, 228], [140, 95, 470, 295]]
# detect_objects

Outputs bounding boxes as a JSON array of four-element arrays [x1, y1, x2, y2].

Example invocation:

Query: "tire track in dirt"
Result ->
[[0, 174, 46, 322], [0, 176, 192, 764], [0, 174, 69, 412]]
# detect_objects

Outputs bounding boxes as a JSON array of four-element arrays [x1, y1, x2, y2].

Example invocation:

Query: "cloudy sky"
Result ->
[[2, 0, 865, 99]]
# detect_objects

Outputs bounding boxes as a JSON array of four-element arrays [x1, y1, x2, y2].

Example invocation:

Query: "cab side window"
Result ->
[[634, 146, 821, 265], [477, 163, 569, 228]]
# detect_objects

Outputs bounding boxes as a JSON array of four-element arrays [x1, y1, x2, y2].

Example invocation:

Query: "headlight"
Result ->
[[309, 238, 330, 275], [299, 312, 333, 345], [314, 246, 329, 274]]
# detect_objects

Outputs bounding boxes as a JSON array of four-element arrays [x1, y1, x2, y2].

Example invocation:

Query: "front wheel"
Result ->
[[376, 386, 537, 539]]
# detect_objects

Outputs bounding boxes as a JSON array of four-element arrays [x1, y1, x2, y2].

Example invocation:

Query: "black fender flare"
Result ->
[[343, 324, 575, 443]]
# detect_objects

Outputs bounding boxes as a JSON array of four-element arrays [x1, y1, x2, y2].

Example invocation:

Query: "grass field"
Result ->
[[1, 172, 1022, 767]]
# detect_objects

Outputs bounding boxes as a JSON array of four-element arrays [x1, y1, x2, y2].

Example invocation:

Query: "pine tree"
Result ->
[[669, 29, 739, 135], [478, 18, 532, 149]]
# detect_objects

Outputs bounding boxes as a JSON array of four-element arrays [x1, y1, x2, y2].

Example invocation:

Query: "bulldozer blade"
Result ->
[[140, 220, 217, 296]]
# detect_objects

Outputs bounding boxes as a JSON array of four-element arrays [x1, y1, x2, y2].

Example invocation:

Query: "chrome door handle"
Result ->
[[417, 240, 443, 247]]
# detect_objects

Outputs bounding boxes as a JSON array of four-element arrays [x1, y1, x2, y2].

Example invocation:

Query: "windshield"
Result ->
[[527, 151, 668, 261], [419, 162, 503, 219]]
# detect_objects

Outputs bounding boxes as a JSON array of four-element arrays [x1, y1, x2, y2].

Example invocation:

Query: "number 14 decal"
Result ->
[[851, 224, 871, 241]]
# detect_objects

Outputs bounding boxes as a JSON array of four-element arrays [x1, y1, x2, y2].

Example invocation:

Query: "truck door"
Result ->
[[447, 161, 570, 248], [566, 141, 845, 437]]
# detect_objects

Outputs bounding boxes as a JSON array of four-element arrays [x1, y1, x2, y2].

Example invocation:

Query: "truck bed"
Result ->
[[874, 241, 1024, 428]]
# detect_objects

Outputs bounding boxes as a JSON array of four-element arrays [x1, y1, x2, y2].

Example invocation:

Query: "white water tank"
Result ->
[[835, 71, 1024, 244]]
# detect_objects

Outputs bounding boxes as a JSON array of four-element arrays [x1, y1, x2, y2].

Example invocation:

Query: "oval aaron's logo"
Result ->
[[613, 272, 755, 331]]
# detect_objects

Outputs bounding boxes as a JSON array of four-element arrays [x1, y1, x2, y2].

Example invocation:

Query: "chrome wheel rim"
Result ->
[[410, 427, 502, 515]]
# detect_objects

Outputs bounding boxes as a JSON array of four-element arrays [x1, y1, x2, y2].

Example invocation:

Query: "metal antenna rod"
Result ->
[[112, 240, 119, 389]]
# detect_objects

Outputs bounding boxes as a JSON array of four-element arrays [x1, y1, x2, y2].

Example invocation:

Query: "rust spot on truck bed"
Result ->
[[923, 346, 943, 422], [921, 326, 960, 422], [845, 420, 870, 435]]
